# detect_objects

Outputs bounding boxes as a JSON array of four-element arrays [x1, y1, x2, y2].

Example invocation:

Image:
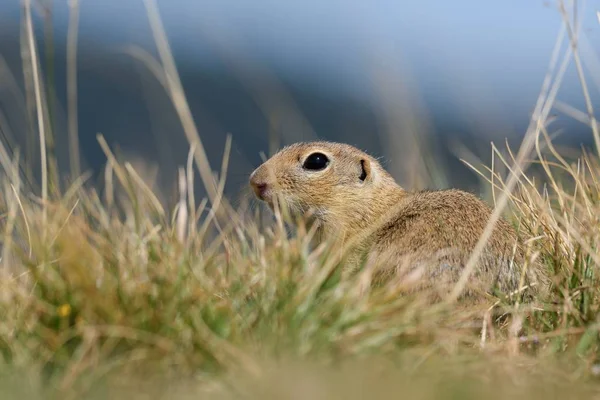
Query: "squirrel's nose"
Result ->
[[251, 181, 268, 200], [249, 171, 269, 200]]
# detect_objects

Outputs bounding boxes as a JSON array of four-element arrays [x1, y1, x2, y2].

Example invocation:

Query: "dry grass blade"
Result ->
[[176, 166, 187, 243], [2, 170, 21, 270], [186, 144, 196, 237], [198, 134, 232, 241], [554, 100, 590, 125], [142, 0, 219, 205], [22, 0, 48, 233], [124, 162, 165, 217], [97, 134, 135, 201], [49, 199, 80, 247], [10, 183, 32, 258], [67, 0, 81, 179], [121, 45, 168, 89], [446, 13, 571, 303], [558, 0, 600, 156]]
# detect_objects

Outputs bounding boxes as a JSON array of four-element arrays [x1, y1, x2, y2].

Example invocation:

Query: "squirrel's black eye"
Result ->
[[302, 152, 329, 171]]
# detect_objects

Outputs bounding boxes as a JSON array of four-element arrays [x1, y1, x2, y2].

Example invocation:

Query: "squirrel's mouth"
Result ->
[[251, 185, 275, 210], [251, 182, 269, 200], [249, 178, 306, 218]]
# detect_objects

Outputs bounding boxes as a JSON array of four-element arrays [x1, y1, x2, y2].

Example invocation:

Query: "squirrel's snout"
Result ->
[[249, 169, 269, 201], [251, 181, 268, 200]]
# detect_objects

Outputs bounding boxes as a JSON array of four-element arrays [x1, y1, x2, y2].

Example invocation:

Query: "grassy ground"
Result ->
[[1, 161, 600, 400], [2, 1, 600, 399], [1, 154, 600, 400]]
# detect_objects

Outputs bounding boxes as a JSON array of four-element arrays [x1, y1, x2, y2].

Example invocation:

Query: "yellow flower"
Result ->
[[57, 304, 72, 318]]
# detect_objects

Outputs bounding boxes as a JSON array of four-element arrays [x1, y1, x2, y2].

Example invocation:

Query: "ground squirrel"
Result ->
[[249, 141, 548, 302]]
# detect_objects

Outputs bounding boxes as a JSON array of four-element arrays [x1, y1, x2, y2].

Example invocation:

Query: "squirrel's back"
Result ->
[[249, 141, 549, 302]]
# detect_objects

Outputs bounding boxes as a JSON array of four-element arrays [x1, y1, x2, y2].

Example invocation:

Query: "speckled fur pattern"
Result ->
[[249, 141, 548, 302]]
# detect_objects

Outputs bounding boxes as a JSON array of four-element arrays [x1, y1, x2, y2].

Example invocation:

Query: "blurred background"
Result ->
[[0, 0, 599, 205]]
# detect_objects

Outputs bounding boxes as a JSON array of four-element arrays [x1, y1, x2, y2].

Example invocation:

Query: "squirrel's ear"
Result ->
[[359, 159, 371, 182]]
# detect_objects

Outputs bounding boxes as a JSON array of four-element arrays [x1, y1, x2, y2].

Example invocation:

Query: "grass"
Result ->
[[2, 154, 600, 399], [2, 0, 600, 399]]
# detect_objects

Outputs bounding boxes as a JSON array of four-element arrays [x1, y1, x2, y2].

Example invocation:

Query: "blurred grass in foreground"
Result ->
[[2, 0, 600, 399]]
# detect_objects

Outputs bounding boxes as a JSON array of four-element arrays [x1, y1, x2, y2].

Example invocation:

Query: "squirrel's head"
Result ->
[[249, 141, 402, 234]]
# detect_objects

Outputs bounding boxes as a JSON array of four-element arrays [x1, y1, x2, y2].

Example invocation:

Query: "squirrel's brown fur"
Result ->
[[249, 141, 548, 302]]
